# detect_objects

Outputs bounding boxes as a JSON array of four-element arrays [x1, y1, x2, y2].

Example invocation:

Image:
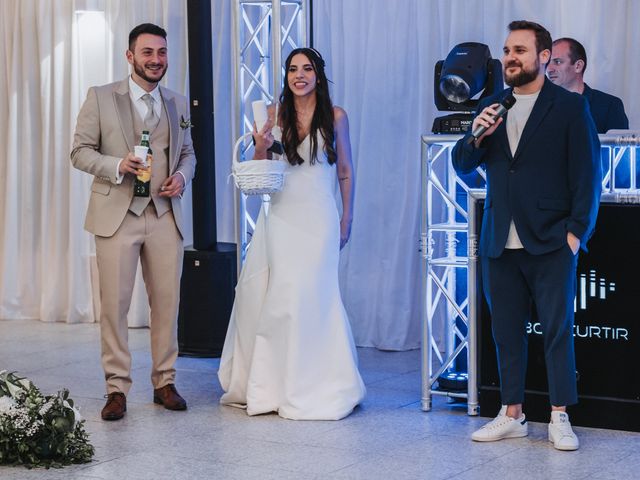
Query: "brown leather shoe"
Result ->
[[101, 392, 126, 421], [153, 384, 187, 411]]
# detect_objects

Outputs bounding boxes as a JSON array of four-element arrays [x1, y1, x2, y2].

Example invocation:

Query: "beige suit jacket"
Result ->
[[70, 78, 196, 238]]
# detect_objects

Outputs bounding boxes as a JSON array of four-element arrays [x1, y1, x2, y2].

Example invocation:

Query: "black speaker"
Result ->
[[187, 0, 217, 250], [477, 202, 640, 432], [178, 244, 237, 357]]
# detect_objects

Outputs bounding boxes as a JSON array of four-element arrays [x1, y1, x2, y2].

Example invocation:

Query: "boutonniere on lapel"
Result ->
[[179, 115, 193, 130]]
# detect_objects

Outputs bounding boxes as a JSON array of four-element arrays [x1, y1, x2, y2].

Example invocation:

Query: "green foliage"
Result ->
[[0, 370, 94, 469]]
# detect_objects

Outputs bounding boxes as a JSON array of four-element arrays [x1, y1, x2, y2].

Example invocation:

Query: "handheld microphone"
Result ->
[[466, 93, 516, 144]]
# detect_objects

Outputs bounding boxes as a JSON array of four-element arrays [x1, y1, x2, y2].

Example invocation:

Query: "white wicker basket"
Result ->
[[232, 133, 286, 195]]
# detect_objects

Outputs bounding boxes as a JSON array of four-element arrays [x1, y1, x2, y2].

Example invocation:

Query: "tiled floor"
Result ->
[[1, 319, 638, 479]]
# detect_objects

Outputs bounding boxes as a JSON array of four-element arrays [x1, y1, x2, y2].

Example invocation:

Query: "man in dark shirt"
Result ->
[[547, 37, 628, 133]]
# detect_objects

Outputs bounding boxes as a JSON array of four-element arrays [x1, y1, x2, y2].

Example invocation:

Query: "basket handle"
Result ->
[[233, 132, 255, 168]]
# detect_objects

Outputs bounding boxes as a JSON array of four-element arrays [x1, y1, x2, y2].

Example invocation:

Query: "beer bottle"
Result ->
[[134, 130, 152, 197]]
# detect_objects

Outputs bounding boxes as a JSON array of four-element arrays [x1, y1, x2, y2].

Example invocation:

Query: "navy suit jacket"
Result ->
[[452, 79, 602, 259], [582, 83, 629, 134]]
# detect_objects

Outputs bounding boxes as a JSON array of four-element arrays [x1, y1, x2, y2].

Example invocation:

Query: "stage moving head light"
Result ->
[[432, 42, 503, 134], [439, 44, 490, 103], [435, 42, 503, 111]]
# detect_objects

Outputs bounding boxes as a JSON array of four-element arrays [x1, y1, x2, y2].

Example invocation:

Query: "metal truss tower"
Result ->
[[231, 0, 310, 271], [421, 132, 640, 416]]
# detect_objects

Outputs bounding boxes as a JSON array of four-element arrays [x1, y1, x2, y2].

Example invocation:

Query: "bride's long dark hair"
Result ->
[[279, 48, 337, 166]]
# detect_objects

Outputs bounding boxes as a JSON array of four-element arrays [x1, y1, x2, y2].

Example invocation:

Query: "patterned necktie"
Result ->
[[142, 93, 158, 129]]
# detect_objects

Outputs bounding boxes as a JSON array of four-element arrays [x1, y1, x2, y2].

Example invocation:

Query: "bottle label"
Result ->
[[136, 152, 152, 182], [134, 150, 152, 197]]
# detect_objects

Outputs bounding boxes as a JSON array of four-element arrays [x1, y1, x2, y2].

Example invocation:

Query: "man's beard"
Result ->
[[133, 59, 167, 84], [504, 59, 539, 87]]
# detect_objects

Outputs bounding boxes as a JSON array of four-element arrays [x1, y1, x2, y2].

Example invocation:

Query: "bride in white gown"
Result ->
[[218, 48, 365, 420]]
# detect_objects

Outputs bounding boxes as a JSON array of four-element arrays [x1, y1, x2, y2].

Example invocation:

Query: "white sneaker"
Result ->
[[548, 411, 579, 451], [472, 405, 528, 442]]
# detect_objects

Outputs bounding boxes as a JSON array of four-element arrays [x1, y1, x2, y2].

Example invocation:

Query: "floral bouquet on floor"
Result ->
[[0, 370, 94, 468]]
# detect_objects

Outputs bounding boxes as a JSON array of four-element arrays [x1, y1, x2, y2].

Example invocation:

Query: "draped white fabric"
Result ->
[[0, 0, 190, 324], [311, 0, 639, 350], [215, 0, 639, 350], [1, 0, 638, 349]]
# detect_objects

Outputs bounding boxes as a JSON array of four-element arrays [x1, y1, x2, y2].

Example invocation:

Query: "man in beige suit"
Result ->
[[71, 23, 196, 420]]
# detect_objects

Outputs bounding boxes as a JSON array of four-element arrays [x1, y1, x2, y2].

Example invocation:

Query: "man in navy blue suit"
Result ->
[[548, 37, 629, 133], [452, 21, 601, 451]]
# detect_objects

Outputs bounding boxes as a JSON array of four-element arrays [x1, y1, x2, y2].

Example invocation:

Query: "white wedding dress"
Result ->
[[218, 131, 365, 420]]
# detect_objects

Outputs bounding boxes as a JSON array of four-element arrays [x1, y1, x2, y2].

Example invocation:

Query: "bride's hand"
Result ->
[[340, 216, 352, 249], [252, 119, 275, 160]]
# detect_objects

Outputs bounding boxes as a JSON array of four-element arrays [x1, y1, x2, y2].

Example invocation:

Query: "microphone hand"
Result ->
[[467, 94, 516, 145], [468, 104, 502, 145], [475, 104, 501, 131]]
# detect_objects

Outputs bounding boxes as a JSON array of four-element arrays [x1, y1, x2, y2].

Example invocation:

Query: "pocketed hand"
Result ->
[[567, 232, 580, 255]]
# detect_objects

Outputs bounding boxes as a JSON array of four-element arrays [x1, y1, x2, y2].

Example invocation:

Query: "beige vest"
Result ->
[[129, 98, 171, 217]]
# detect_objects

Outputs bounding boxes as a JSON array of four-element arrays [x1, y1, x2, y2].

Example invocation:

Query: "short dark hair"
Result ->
[[508, 20, 552, 55], [128, 23, 167, 52], [553, 37, 588, 73]]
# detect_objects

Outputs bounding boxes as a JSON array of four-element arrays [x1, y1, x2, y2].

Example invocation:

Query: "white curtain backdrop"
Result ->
[[311, 0, 640, 350], [1, 0, 638, 349], [215, 0, 640, 350], [0, 0, 190, 324]]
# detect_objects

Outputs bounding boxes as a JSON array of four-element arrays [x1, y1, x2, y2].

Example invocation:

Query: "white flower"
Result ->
[[5, 406, 32, 439], [63, 399, 82, 425], [0, 372, 95, 466], [5, 378, 27, 399], [17, 378, 32, 390], [24, 418, 43, 438], [38, 399, 54, 417], [0, 395, 16, 414], [179, 115, 193, 129]]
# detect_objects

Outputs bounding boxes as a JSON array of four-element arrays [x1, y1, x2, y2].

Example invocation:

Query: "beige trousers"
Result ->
[[95, 204, 183, 394]]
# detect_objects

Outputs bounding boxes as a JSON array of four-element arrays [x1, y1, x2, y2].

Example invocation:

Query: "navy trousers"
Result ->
[[482, 245, 578, 406]]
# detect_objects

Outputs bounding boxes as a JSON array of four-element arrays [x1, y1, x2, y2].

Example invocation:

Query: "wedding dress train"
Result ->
[[218, 133, 365, 420]]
